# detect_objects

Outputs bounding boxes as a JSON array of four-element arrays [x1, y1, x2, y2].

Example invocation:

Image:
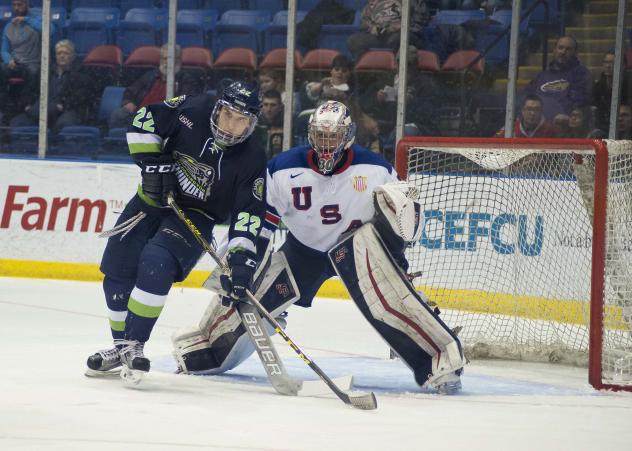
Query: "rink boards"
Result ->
[[0, 158, 626, 326]]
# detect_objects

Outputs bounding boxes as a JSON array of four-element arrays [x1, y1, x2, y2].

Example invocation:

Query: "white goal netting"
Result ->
[[398, 138, 632, 389]]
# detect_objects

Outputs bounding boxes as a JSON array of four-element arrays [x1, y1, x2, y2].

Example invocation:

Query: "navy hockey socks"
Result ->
[[103, 275, 134, 340], [124, 245, 179, 342]]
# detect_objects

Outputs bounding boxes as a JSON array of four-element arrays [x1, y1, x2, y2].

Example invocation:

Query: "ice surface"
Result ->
[[1, 278, 631, 450]]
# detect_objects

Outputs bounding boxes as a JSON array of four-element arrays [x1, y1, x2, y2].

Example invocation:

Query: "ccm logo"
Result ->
[[144, 164, 173, 173]]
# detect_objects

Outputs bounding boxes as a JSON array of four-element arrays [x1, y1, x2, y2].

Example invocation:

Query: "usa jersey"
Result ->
[[126, 94, 266, 253], [264, 144, 398, 252]]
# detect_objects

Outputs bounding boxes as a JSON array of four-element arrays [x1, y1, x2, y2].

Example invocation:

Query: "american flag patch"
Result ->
[[353, 176, 367, 192]]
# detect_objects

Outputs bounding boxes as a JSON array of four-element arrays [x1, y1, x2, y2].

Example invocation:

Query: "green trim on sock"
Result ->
[[128, 296, 164, 319], [109, 319, 126, 332]]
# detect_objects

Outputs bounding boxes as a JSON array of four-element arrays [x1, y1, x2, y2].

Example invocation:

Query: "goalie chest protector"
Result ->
[[328, 223, 465, 386]]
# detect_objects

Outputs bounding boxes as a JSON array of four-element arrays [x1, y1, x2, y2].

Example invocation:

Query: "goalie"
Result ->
[[173, 100, 466, 393]]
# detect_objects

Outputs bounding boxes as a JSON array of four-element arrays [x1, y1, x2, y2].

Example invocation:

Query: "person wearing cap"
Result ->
[[10, 39, 92, 133]]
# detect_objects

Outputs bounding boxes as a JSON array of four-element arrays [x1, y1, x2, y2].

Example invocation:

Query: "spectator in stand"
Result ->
[[359, 46, 442, 142], [109, 45, 203, 129], [0, 0, 41, 122], [559, 105, 604, 138], [459, 0, 512, 13], [252, 89, 285, 159], [496, 95, 559, 138], [347, 0, 429, 60], [522, 36, 593, 128], [304, 54, 354, 109], [10, 40, 91, 133], [592, 50, 631, 131], [258, 68, 297, 111], [617, 103, 632, 139]]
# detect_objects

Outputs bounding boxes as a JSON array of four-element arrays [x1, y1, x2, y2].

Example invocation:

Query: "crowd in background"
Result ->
[[0, 0, 630, 164]]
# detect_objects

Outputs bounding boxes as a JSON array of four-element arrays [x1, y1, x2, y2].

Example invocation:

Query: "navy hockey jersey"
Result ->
[[126, 94, 266, 253]]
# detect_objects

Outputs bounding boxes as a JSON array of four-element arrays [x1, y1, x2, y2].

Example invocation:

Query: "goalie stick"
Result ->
[[167, 194, 377, 410]]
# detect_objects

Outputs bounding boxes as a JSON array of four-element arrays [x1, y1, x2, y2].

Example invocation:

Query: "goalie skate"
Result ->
[[85, 343, 122, 378], [119, 340, 150, 386], [426, 369, 463, 395]]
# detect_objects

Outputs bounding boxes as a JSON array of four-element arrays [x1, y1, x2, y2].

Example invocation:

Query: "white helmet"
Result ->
[[308, 100, 356, 174]]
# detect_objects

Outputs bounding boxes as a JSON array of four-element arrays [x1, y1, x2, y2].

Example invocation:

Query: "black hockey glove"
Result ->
[[221, 249, 258, 301], [140, 155, 177, 206]]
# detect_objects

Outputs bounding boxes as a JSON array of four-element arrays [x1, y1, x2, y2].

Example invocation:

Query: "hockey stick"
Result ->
[[167, 194, 377, 410]]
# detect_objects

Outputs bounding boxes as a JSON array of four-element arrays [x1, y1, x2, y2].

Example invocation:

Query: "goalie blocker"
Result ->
[[328, 222, 466, 390]]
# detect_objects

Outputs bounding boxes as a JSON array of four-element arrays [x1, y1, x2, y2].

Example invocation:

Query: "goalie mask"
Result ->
[[308, 100, 356, 174], [210, 81, 261, 147]]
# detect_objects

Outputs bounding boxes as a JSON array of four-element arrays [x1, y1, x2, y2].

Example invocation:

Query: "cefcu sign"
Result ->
[[420, 210, 544, 256]]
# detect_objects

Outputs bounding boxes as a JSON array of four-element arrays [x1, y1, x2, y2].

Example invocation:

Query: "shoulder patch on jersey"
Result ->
[[164, 95, 187, 108], [252, 177, 264, 201]]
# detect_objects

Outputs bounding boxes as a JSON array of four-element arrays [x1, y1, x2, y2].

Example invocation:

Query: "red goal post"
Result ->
[[395, 136, 632, 392]]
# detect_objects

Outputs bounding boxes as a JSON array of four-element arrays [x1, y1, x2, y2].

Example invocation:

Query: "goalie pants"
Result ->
[[100, 194, 214, 342]]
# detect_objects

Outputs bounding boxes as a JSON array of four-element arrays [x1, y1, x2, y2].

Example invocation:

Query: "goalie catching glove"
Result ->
[[221, 249, 258, 300], [373, 181, 423, 242], [140, 155, 177, 207]]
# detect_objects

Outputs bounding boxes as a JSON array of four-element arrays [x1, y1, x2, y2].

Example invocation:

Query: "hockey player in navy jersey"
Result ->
[[173, 100, 467, 394], [85, 81, 267, 382]]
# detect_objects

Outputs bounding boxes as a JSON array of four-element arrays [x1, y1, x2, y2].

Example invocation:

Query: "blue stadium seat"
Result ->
[[297, 0, 320, 10], [26, 0, 66, 7], [53, 126, 101, 158], [263, 10, 308, 53], [73, 0, 115, 7], [176, 9, 218, 48], [248, 0, 284, 11], [101, 127, 130, 161], [523, 0, 559, 26], [97, 86, 126, 124], [117, 9, 167, 56], [8, 127, 42, 155], [432, 9, 487, 26], [67, 8, 120, 57], [205, 0, 237, 15], [178, 0, 202, 9], [120, 0, 154, 15], [341, 0, 366, 10], [317, 10, 361, 55], [474, 11, 530, 65], [212, 10, 271, 56]]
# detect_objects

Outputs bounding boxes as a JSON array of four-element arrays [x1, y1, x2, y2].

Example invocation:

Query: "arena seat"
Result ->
[[417, 49, 440, 73], [82, 44, 123, 91], [354, 50, 396, 73], [259, 48, 302, 70]]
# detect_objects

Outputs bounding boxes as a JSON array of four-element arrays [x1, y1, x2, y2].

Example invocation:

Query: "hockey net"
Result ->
[[395, 137, 632, 391]]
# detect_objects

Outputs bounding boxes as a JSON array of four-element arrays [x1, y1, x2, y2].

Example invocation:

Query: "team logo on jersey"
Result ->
[[252, 177, 264, 201], [334, 246, 347, 263], [164, 95, 187, 108], [275, 283, 290, 297], [173, 151, 215, 201], [353, 176, 368, 192]]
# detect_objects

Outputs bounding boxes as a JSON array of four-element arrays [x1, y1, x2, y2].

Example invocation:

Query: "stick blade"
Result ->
[[346, 391, 378, 410]]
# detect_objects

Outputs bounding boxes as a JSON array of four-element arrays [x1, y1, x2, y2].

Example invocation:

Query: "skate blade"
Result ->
[[84, 367, 122, 379], [120, 365, 147, 386]]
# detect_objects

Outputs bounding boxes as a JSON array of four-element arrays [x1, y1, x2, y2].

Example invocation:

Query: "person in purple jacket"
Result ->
[[522, 36, 593, 128]]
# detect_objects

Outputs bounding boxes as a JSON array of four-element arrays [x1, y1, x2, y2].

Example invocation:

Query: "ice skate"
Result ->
[[85, 342, 123, 378], [119, 340, 150, 385], [427, 369, 463, 395]]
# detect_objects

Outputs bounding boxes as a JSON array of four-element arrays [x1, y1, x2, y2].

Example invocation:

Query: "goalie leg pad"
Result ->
[[328, 223, 467, 387], [173, 251, 300, 374]]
